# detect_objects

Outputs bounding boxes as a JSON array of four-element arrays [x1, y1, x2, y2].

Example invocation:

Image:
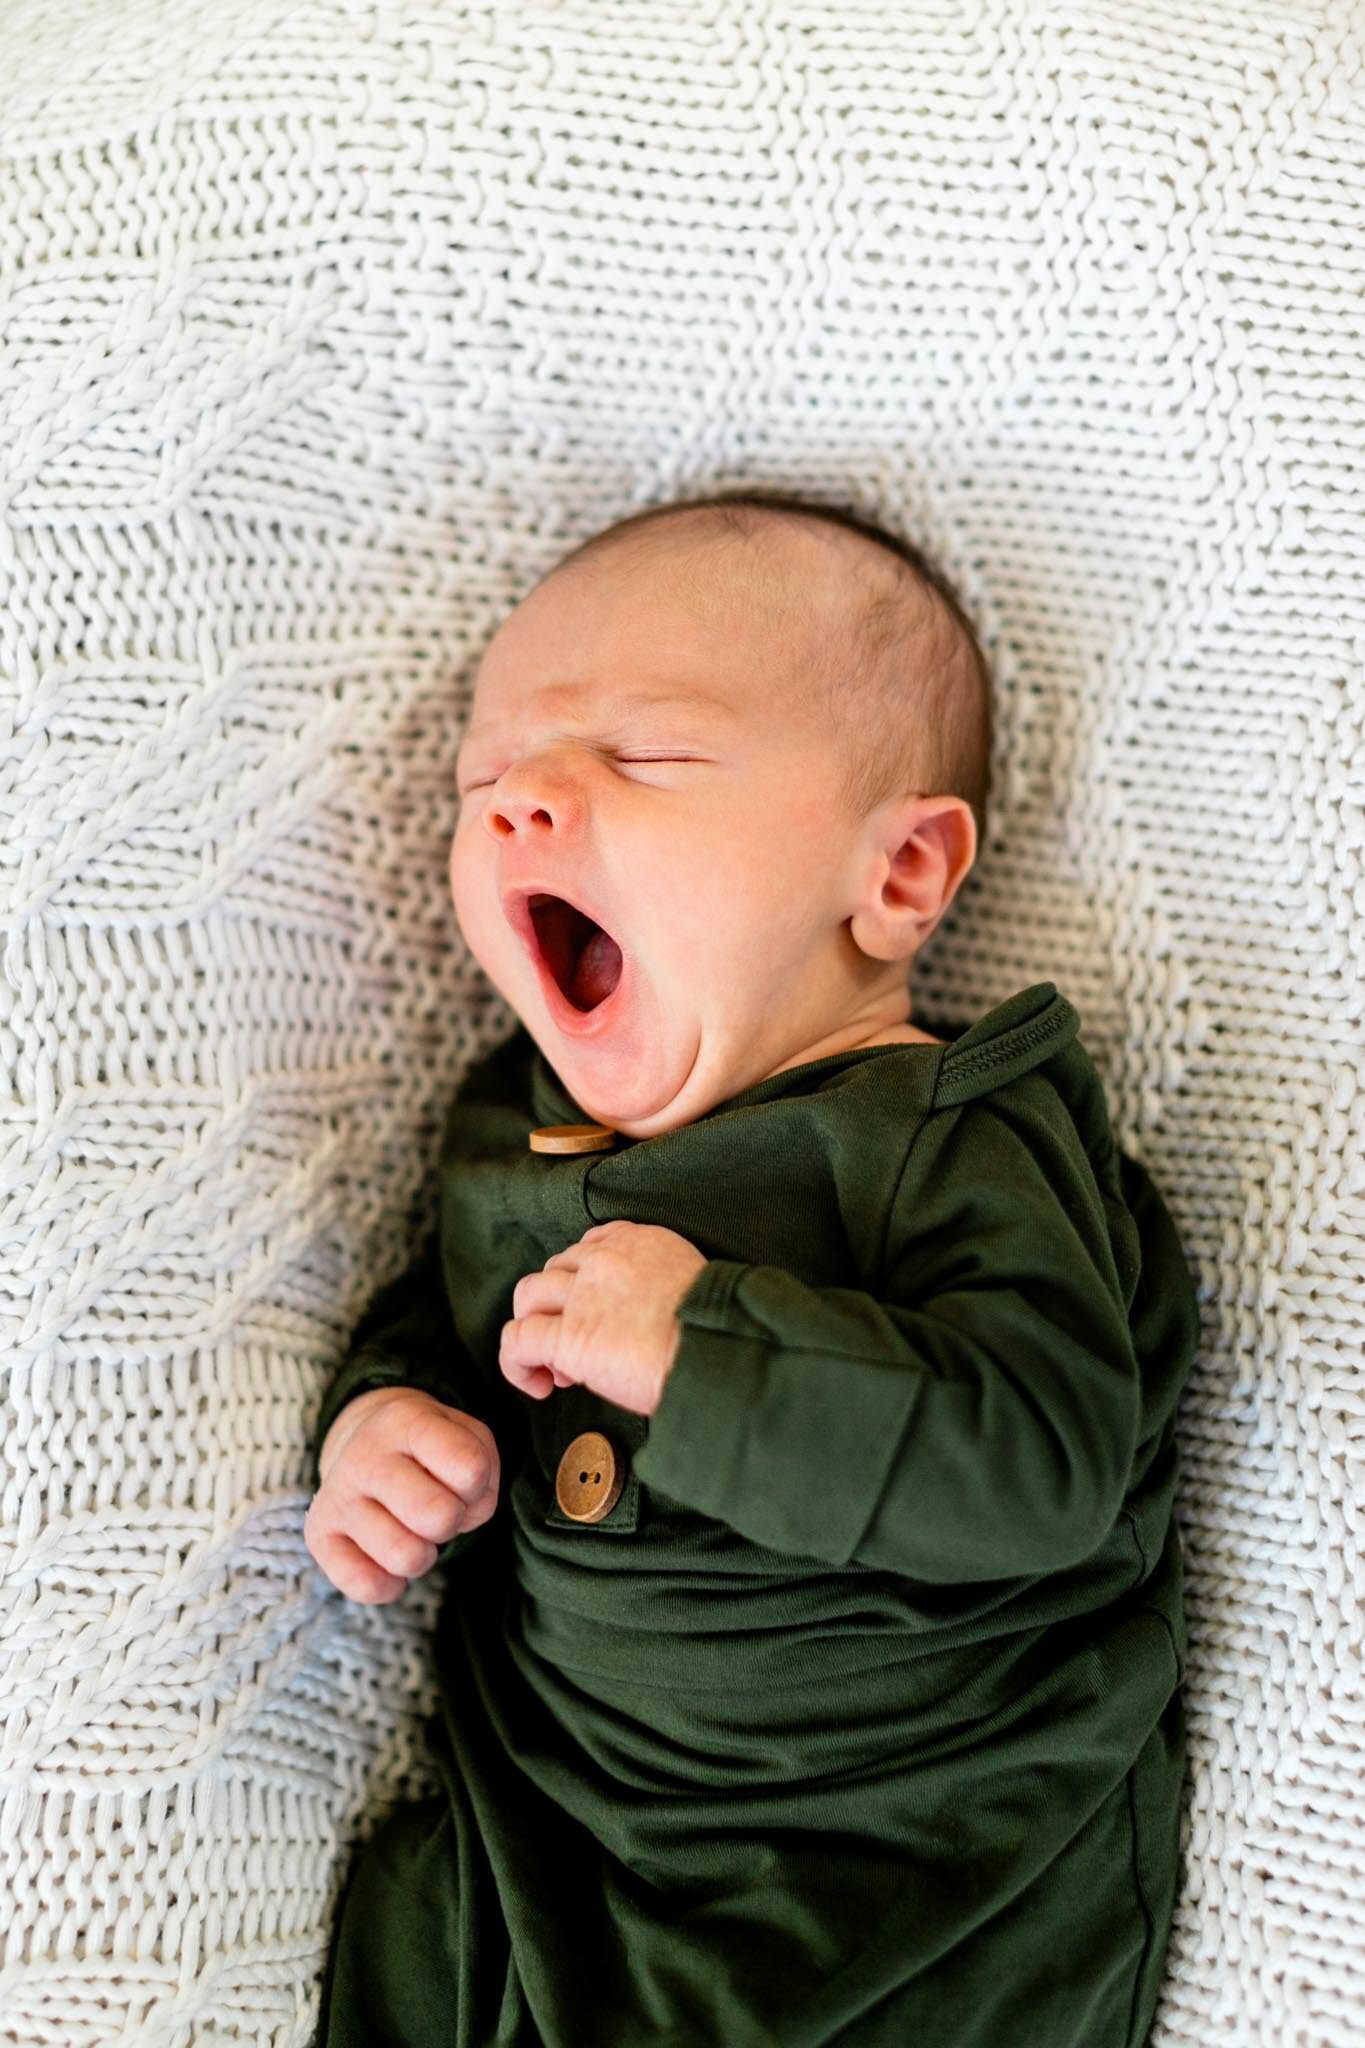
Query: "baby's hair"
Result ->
[[545, 488, 993, 851]]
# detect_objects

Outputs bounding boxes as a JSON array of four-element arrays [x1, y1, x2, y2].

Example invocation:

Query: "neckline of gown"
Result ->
[[530, 981, 1067, 1130]]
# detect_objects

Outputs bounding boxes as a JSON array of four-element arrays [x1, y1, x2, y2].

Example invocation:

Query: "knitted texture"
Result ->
[[2, 3, 1361, 2044]]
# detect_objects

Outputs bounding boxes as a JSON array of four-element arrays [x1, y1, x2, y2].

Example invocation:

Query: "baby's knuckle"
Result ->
[[462, 1441, 499, 1490], [419, 1498, 461, 1543], [567, 1308, 603, 1351], [456, 1410, 494, 1452], [438, 1421, 497, 1491], [405, 1482, 464, 1543], [447, 1449, 486, 1498]]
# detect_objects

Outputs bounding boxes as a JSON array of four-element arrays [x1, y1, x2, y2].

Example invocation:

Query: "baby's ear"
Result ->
[[848, 796, 976, 962]]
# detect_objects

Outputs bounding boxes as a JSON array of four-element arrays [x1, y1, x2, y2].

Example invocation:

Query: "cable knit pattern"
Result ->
[[1, 4, 1361, 2043]]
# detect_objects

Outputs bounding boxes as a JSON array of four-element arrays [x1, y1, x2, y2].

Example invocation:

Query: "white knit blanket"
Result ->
[[3, 3, 1362, 2043]]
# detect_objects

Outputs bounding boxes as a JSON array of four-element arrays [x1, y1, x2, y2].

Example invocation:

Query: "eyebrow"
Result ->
[[458, 686, 735, 753]]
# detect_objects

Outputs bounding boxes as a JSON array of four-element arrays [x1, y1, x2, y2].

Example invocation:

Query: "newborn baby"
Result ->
[[305, 494, 1199, 2048]]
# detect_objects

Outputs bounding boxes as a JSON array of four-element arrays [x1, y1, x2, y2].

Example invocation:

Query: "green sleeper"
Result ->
[[310, 981, 1198, 2048]]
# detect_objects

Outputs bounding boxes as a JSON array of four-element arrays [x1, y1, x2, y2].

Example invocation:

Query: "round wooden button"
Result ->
[[529, 1122, 618, 1153], [554, 1430, 624, 1523]]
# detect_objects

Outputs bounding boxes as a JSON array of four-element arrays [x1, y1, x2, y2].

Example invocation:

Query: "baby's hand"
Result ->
[[305, 1386, 500, 1604], [500, 1219, 708, 1416]]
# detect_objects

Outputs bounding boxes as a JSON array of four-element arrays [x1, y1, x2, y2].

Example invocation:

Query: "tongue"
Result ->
[[570, 927, 623, 1008]]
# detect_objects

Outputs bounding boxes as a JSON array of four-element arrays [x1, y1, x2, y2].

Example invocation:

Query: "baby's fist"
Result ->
[[305, 1386, 500, 1604]]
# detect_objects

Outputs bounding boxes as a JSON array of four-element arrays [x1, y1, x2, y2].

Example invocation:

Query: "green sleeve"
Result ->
[[310, 1222, 501, 1569], [632, 1095, 1144, 1582]]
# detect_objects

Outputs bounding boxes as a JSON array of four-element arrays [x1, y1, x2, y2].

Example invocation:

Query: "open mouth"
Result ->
[[527, 894, 625, 1014]]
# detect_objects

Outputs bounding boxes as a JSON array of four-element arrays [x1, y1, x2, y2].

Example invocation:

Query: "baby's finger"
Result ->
[[314, 1528, 408, 1605], [500, 1354, 573, 1392], [346, 1495, 440, 1580], [303, 1495, 432, 1600], [501, 1358, 556, 1399], [512, 1267, 572, 1317], [381, 1455, 492, 1545], [396, 1404, 499, 1507], [500, 1311, 562, 1398]]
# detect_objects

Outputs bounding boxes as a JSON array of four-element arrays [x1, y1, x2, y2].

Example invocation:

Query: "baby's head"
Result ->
[[450, 492, 992, 1139]]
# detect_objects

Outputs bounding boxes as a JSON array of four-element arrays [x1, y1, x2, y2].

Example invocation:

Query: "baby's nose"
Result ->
[[482, 757, 586, 839]]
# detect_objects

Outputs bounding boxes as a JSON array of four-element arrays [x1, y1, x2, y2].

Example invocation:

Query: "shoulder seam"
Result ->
[[931, 999, 1080, 1110], [941, 1011, 1072, 1079]]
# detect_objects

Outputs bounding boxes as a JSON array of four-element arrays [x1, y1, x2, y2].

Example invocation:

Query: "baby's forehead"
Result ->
[[470, 518, 894, 745], [489, 536, 826, 655], [566, 510, 870, 620]]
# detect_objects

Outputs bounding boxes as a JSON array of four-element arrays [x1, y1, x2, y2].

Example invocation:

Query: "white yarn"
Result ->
[[1, 3, 1362, 2044]]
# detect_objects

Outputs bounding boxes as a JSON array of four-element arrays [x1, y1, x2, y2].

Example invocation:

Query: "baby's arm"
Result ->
[[634, 1094, 1194, 1582]]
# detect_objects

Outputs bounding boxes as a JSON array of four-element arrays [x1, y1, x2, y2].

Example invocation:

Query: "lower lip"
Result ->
[[532, 935, 633, 1039]]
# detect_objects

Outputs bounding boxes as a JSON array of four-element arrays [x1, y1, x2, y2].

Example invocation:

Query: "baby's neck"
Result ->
[[851, 1023, 945, 1048], [762, 1018, 945, 1082]]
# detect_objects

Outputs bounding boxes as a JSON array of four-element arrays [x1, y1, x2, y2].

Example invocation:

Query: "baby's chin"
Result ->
[[546, 1038, 721, 1140], [533, 1004, 753, 1139]]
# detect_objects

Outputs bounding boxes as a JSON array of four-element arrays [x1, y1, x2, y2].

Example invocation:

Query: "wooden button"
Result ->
[[554, 1430, 624, 1523], [529, 1122, 618, 1153]]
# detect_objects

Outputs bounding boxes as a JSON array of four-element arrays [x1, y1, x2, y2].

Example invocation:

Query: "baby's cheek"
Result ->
[[448, 845, 502, 968]]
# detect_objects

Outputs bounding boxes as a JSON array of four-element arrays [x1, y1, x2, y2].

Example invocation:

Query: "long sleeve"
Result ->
[[631, 1089, 1145, 1582], [310, 1220, 504, 1568]]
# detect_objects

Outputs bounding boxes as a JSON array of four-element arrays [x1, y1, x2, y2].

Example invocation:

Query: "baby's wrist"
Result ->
[[649, 1321, 685, 1415]]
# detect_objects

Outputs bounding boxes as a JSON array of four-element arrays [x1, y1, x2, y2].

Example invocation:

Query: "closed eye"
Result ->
[[459, 755, 702, 792]]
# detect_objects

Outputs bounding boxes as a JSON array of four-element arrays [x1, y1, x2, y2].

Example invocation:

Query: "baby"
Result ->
[[304, 492, 1199, 2048]]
